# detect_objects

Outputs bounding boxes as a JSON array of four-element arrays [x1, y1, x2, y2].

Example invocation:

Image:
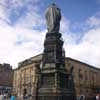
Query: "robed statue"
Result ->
[[45, 3, 61, 33]]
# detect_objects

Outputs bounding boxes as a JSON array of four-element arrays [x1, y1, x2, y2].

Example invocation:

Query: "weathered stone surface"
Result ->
[[37, 3, 76, 100], [0, 64, 13, 94], [45, 3, 61, 33]]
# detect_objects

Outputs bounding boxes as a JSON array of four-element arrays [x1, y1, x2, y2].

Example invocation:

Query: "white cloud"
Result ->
[[0, 1, 10, 23], [65, 27, 100, 67], [0, 20, 46, 68], [87, 16, 100, 28], [0, 0, 45, 68], [63, 14, 100, 68], [15, 10, 44, 29], [60, 16, 70, 33]]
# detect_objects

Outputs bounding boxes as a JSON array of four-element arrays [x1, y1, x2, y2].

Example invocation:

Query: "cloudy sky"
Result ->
[[0, 0, 100, 68]]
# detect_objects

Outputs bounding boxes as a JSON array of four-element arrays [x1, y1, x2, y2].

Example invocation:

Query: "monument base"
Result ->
[[38, 91, 75, 100], [37, 71, 76, 100]]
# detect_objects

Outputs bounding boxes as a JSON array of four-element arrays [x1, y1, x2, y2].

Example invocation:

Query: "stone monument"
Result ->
[[37, 3, 76, 100], [45, 3, 61, 33]]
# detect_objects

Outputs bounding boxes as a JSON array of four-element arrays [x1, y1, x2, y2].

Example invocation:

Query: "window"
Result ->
[[78, 69, 83, 80], [85, 71, 88, 80]]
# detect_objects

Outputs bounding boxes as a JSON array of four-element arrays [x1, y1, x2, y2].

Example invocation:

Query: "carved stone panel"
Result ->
[[41, 73, 55, 88]]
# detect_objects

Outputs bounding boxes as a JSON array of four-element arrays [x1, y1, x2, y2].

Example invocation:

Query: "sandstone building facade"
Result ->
[[0, 63, 13, 94], [13, 54, 100, 98], [65, 57, 100, 98], [13, 55, 41, 97]]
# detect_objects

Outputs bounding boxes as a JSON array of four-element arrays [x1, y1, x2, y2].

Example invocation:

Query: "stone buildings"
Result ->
[[0, 63, 13, 95], [13, 54, 41, 97], [13, 54, 100, 99], [65, 57, 100, 98]]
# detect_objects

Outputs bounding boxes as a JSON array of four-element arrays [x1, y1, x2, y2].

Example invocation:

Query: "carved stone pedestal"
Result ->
[[37, 32, 76, 100]]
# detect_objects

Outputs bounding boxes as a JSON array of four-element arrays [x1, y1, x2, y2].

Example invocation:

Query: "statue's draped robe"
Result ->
[[45, 4, 61, 33]]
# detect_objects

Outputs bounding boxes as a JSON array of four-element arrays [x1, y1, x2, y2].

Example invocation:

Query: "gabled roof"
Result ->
[[18, 54, 42, 68], [65, 57, 100, 70], [16, 54, 100, 71]]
